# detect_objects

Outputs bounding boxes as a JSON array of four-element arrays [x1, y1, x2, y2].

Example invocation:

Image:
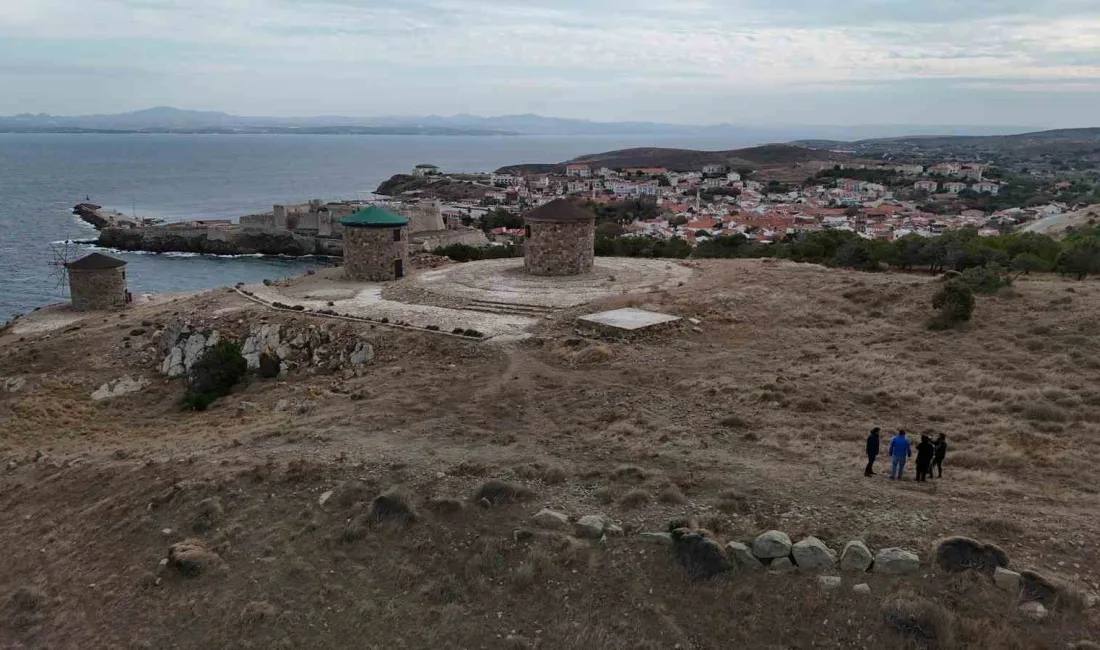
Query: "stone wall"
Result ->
[[524, 220, 595, 276], [344, 226, 409, 281], [69, 267, 127, 312]]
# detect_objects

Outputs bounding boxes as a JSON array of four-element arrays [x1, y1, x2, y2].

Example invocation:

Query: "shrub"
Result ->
[[930, 280, 975, 329], [957, 263, 1013, 294], [183, 340, 248, 411], [619, 488, 651, 508]]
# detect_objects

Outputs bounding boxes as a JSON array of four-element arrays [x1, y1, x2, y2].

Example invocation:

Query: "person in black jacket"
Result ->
[[931, 434, 948, 478], [915, 434, 935, 482], [864, 427, 881, 477]]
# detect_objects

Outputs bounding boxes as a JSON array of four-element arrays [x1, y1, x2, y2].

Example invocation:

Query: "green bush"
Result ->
[[930, 280, 975, 329], [1011, 252, 1049, 275], [956, 263, 1013, 294], [183, 340, 248, 411]]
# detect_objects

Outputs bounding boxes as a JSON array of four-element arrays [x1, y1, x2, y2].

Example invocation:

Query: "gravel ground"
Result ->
[[245, 283, 537, 338]]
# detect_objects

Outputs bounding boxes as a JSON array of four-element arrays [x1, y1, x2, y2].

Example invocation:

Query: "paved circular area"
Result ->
[[411, 258, 694, 308]]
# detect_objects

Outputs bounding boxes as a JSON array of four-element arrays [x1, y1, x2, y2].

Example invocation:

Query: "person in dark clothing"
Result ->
[[915, 435, 935, 482], [931, 434, 947, 478], [865, 427, 881, 477]]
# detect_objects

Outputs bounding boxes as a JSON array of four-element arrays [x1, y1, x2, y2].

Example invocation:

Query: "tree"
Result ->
[[1011, 253, 1048, 275], [930, 280, 975, 329], [670, 215, 689, 227], [1056, 236, 1100, 280]]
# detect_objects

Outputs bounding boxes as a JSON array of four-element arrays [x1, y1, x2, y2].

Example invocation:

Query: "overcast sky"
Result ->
[[1, 0, 1098, 126]]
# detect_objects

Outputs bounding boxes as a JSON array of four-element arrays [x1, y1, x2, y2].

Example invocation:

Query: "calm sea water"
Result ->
[[0, 133, 759, 322]]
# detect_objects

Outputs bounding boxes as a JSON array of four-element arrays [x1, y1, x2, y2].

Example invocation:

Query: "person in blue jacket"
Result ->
[[888, 430, 912, 480]]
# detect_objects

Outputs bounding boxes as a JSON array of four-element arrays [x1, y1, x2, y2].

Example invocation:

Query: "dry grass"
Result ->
[[619, 488, 651, 509], [657, 485, 689, 505]]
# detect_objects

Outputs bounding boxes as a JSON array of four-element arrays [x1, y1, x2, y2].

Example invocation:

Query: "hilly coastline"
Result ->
[[496, 144, 852, 175]]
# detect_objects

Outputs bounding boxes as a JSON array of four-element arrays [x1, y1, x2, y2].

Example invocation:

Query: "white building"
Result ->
[[566, 164, 592, 178], [726, 171, 742, 182], [490, 173, 524, 187], [702, 163, 727, 174], [914, 180, 939, 192], [943, 182, 968, 194], [972, 181, 1000, 195]]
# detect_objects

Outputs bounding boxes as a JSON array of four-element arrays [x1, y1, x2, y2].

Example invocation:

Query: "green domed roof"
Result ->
[[340, 205, 408, 228]]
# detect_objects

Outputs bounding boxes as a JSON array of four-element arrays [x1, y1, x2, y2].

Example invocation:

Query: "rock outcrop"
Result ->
[[90, 375, 150, 401], [161, 319, 374, 379]]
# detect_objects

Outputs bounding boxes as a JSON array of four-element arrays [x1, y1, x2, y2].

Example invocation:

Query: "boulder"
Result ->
[[1020, 569, 1062, 604], [575, 515, 607, 539], [874, 548, 920, 575], [90, 375, 150, 401], [994, 567, 1022, 593], [532, 508, 570, 530], [1, 377, 26, 393], [726, 541, 764, 570], [853, 583, 872, 595], [933, 536, 1009, 572], [818, 575, 842, 591], [1018, 601, 1048, 622], [768, 557, 795, 573], [792, 536, 837, 570], [752, 530, 792, 560], [672, 530, 730, 579], [640, 532, 674, 546], [167, 538, 224, 577], [840, 541, 874, 572], [348, 342, 374, 366]]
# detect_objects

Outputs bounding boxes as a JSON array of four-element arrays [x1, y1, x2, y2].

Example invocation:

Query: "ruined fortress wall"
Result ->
[[524, 220, 595, 276], [398, 201, 445, 234], [68, 268, 127, 312], [343, 227, 409, 281]]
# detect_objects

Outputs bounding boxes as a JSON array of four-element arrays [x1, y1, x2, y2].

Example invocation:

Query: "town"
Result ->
[[408, 156, 1093, 249]]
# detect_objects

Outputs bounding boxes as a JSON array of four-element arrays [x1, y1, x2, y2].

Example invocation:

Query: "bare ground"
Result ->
[[1, 259, 1099, 649]]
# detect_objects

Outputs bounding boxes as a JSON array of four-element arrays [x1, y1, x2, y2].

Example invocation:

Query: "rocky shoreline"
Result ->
[[98, 224, 344, 257]]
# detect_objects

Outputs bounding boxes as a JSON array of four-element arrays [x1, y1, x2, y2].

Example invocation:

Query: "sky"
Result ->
[[1, 0, 1099, 126]]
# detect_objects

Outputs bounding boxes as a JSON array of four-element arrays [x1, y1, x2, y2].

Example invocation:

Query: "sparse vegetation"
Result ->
[[182, 340, 248, 411], [930, 281, 975, 329]]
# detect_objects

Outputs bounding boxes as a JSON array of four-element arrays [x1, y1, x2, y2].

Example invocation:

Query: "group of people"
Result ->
[[864, 427, 947, 482]]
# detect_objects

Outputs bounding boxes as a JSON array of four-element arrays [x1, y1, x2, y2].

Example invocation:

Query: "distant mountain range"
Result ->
[[0, 106, 1044, 140]]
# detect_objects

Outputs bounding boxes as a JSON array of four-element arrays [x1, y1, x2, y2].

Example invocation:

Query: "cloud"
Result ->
[[0, 0, 1098, 124]]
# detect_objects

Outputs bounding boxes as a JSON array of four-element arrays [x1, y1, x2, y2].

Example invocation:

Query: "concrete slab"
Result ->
[[577, 308, 681, 333]]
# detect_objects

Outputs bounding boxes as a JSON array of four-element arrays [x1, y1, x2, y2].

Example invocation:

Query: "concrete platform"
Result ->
[[576, 308, 681, 335]]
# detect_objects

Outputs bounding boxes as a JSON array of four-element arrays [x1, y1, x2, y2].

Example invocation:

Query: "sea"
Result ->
[[0, 132, 760, 323]]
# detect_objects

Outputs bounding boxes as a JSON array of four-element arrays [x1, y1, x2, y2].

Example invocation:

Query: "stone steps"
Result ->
[[463, 299, 556, 317]]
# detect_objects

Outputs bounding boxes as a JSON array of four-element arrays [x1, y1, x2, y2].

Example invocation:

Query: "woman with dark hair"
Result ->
[[932, 434, 948, 478], [915, 434, 935, 482]]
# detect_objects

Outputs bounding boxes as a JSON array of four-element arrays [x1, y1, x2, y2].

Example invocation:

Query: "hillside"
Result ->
[[794, 127, 1100, 164], [497, 144, 851, 174], [2, 260, 1100, 648], [374, 173, 493, 199]]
